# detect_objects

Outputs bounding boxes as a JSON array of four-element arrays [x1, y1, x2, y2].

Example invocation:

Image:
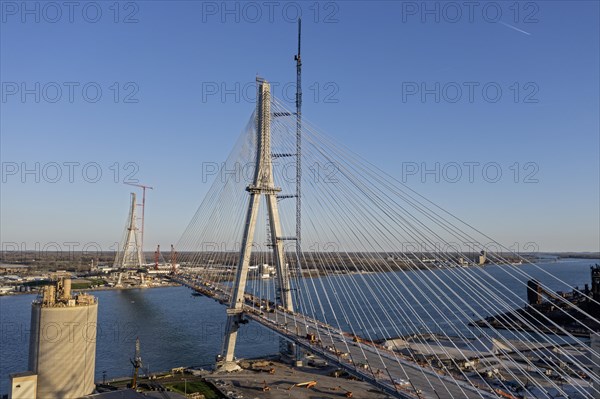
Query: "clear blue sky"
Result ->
[[1, 1, 598, 252]]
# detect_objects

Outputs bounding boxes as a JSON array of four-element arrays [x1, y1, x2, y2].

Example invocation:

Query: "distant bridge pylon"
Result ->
[[113, 192, 144, 272]]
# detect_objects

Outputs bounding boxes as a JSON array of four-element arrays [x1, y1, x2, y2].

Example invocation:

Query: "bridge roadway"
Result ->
[[171, 273, 495, 399]]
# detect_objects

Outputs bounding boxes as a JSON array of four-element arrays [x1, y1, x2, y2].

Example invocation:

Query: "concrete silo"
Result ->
[[28, 278, 98, 399]]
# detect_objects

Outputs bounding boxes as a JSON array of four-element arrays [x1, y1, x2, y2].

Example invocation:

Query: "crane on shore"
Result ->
[[130, 337, 143, 389]]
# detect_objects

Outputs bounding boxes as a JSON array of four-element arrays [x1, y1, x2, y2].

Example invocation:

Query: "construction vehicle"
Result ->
[[288, 380, 317, 390], [495, 389, 518, 399], [307, 357, 328, 368], [393, 378, 410, 387], [332, 385, 353, 397], [262, 380, 271, 392]]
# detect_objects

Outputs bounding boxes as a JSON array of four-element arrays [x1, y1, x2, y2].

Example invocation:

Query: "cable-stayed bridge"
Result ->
[[174, 78, 599, 399], [171, 274, 490, 399]]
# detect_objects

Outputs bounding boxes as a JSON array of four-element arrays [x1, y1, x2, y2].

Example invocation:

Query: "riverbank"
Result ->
[[0, 282, 180, 296]]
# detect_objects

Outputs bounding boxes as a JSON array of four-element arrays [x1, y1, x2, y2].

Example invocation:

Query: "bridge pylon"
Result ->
[[113, 192, 144, 274], [218, 78, 294, 371]]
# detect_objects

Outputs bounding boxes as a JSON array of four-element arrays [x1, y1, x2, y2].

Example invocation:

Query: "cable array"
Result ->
[[176, 97, 599, 399]]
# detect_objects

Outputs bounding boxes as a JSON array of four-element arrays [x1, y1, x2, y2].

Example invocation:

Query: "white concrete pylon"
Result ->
[[219, 79, 294, 370]]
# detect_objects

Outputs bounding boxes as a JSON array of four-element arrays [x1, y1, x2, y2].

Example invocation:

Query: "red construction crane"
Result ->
[[124, 182, 153, 256]]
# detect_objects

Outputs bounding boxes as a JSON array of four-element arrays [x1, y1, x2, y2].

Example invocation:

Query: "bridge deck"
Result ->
[[172, 274, 494, 399]]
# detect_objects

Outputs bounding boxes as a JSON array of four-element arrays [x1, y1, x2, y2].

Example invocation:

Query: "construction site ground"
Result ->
[[200, 359, 394, 399]]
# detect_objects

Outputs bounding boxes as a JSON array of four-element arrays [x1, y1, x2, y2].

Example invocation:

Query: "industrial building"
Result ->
[[479, 265, 600, 337], [10, 277, 98, 399], [592, 264, 600, 302]]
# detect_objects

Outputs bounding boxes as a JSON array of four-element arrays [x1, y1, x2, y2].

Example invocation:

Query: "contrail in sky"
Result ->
[[499, 21, 531, 36]]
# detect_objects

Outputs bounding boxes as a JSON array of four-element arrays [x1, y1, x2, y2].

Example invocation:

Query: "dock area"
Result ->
[[95, 358, 394, 399], [198, 359, 394, 399]]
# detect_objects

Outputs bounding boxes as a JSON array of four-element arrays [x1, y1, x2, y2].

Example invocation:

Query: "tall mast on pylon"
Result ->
[[294, 19, 302, 277]]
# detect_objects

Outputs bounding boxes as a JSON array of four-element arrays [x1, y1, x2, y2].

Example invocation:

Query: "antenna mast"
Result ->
[[294, 18, 302, 277]]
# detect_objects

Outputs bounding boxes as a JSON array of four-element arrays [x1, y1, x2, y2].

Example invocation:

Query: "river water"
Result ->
[[1, 258, 597, 394]]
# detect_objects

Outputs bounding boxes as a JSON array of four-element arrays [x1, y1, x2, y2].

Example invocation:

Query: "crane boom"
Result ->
[[130, 337, 142, 389]]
